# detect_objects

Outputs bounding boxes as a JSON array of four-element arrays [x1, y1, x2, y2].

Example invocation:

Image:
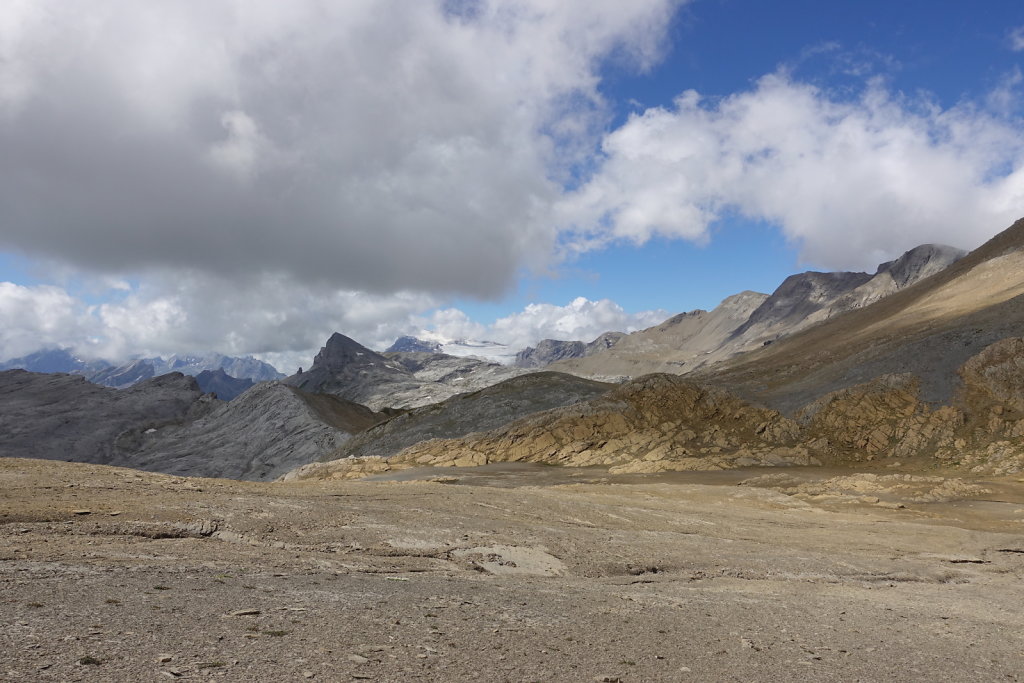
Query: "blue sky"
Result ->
[[459, 0, 1024, 323], [1, 0, 1023, 368]]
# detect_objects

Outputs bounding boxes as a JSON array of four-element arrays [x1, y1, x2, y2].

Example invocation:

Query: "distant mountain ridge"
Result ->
[[194, 368, 254, 401], [0, 348, 283, 392], [515, 332, 626, 368], [545, 243, 966, 379]]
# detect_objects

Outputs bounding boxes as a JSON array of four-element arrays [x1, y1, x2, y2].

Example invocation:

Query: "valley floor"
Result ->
[[1, 458, 1023, 682]]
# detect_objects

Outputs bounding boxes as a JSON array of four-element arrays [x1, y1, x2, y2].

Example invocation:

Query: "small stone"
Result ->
[[229, 609, 261, 616], [347, 654, 369, 665], [72, 510, 91, 515], [302, 672, 315, 679], [157, 655, 173, 663]]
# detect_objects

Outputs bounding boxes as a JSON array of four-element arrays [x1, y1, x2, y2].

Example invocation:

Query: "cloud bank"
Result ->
[[0, 277, 665, 371], [560, 72, 1024, 270], [0, 0, 677, 298]]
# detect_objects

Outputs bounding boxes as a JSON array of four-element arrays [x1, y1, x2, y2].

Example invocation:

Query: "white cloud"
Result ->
[[559, 72, 1024, 270], [1010, 26, 1024, 52], [0, 283, 97, 360], [416, 296, 668, 351], [0, 273, 666, 370]]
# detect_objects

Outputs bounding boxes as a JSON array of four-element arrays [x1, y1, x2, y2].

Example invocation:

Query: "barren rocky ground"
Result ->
[[2, 458, 1023, 682]]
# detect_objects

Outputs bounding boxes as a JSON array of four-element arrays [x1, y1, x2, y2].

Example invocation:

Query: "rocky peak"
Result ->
[[313, 333, 387, 370], [733, 270, 873, 337], [875, 244, 966, 289]]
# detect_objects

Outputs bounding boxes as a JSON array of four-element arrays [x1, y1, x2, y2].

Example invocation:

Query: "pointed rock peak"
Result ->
[[313, 333, 383, 368]]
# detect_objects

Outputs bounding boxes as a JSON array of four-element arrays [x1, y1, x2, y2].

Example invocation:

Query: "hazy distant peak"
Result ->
[[386, 336, 443, 353]]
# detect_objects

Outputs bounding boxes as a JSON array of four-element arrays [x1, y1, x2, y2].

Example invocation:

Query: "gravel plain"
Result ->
[[2, 458, 1023, 682]]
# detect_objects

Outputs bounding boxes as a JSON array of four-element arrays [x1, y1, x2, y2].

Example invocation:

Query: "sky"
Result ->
[[1, 0, 1023, 371]]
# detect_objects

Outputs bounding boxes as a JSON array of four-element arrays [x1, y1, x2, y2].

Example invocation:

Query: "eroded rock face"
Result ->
[[959, 337, 1024, 411], [797, 375, 963, 462], [290, 374, 812, 481], [791, 339, 1024, 474]]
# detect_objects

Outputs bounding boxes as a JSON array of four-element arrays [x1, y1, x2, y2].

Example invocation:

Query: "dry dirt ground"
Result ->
[[2, 458, 1024, 682]]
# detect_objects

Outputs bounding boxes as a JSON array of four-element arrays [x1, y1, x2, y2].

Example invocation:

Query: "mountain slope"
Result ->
[[322, 371, 613, 461], [0, 370, 209, 466], [292, 334, 1024, 481], [514, 332, 626, 369], [549, 290, 769, 378], [707, 219, 1024, 412], [548, 244, 963, 380], [125, 382, 383, 480]]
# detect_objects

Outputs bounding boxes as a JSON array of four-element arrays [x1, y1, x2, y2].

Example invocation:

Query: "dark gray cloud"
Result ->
[[0, 1, 677, 298]]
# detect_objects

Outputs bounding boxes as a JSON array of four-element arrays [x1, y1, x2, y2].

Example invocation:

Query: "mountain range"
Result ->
[[4, 218, 1024, 484], [530, 243, 966, 380], [0, 348, 283, 395]]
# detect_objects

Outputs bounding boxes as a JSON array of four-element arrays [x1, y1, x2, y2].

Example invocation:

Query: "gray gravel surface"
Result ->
[[2, 458, 1022, 682]]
